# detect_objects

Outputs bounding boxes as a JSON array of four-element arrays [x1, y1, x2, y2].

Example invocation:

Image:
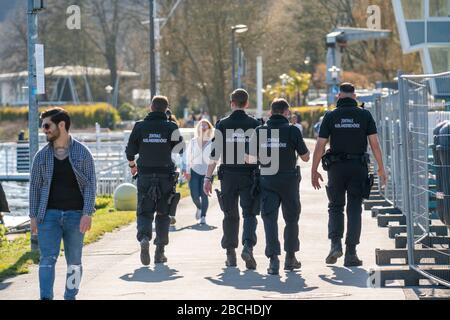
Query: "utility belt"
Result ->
[[217, 165, 258, 180], [137, 171, 180, 216], [321, 151, 370, 172], [322, 151, 374, 199], [269, 166, 301, 177], [215, 166, 261, 214], [138, 165, 176, 175]]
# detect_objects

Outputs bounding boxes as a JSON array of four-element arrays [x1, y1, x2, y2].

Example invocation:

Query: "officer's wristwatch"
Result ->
[[205, 176, 214, 183], [129, 163, 136, 168]]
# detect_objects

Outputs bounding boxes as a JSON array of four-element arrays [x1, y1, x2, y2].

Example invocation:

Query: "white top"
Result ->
[[186, 138, 212, 176], [294, 123, 304, 136]]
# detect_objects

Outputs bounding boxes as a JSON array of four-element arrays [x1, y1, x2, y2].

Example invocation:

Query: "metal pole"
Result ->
[[27, 0, 39, 169], [256, 56, 263, 118], [149, 0, 156, 98], [154, 0, 161, 95], [231, 30, 236, 91], [398, 72, 415, 268]]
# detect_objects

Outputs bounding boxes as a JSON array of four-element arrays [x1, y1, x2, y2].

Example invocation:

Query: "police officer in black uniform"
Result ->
[[203, 89, 261, 270], [248, 99, 310, 275], [311, 83, 386, 267], [126, 96, 184, 266]]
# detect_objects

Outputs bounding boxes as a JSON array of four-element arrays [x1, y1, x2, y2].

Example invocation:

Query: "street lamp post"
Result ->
[[327, 65, 341, 107], [279, 73, 291, 100], [231, 24, 248, 90], [149, 0, 156, 98]]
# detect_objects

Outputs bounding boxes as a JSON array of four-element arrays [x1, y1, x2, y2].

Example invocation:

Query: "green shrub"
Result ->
[[0, 103, 121, 129], [0, 225, 7, 248], [95, 196, 113, 210], [118, 103, 136, 121]]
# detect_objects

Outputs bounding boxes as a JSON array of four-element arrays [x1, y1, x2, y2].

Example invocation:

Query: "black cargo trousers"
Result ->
[[260, 170, 301, 258], [218, 168, 260, 250], [136, 173, 176, 244], [326, 160, 368, 246]]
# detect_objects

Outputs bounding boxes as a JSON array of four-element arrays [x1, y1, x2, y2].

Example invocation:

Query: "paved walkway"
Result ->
[[0, 140, 406, 300]]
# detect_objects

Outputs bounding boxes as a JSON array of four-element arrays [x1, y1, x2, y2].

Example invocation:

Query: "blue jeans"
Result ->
[[37, 210, 85, 300], [188, 170, 209, 218]]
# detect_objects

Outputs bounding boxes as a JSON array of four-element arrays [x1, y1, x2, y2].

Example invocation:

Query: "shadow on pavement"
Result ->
[[120, 265, 183, 283], [0, 282, 12, 291], [171, 224, 218, 233], [318, 266, 369, 288], [205, 267, 318, 294]]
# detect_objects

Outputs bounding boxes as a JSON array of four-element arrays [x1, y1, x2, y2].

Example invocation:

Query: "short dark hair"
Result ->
[[40, 107, 71, 131], [152, 95, 169, 112], [271, 98, 290, 114], [230, 89, 249, 108], [340, 82, 355, 94]]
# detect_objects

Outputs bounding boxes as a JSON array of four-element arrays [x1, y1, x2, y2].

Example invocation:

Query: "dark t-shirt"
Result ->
[[211, 109, 261, 172], [47, 157, 84, 211], [319, 98, 377, 154], [249, 115, 309, 174]]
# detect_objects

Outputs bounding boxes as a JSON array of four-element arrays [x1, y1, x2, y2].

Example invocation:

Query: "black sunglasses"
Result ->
[[42, 123, 51, 130]]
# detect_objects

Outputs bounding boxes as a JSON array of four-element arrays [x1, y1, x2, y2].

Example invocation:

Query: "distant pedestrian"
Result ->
[[313, 116, 324, 139], [29, 107, 96, 300], [290, 113, 304, 136], [184, 119, 214, 225]]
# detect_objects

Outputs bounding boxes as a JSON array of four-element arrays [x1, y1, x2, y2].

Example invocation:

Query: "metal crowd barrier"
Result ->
[[399, 72, 450, 288], [372, 72, 450, 288]]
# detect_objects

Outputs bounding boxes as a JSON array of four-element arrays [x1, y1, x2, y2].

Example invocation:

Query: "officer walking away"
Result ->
[[311, 83, 387, 267], [203, 89, 262, 270], [126, 96, 184, 266], [248, 99, 310, 275]]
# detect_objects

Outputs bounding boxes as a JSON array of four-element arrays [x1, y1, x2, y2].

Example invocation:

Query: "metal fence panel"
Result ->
[[399, 72, 450, 288]]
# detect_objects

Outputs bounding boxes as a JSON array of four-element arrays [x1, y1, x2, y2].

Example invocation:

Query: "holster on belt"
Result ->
[[217, 166, 224, 181], [250, 169, 261, 199], [215, 189, 226, 212], [362, 174, 375, 200], [168, 192, 181, 217], [167, 172, 181, 216]]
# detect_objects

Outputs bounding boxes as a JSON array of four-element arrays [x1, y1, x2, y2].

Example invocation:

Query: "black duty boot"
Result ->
[[325, 241, 343, 265], [344, 246, 363, 267], [154, 245, 168, 264], [140, 237, 151, 266], [241, 245, 257, 270], [225, 249, 237, 267], [267, 256, 280, 275], [284, 253, 302, 271]]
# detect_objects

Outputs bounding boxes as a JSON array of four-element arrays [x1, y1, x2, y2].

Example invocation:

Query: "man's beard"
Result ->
[[46, 129, 60, 142]]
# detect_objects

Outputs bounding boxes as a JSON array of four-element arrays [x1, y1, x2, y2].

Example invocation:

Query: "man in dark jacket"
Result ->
[[126, 96, 184, 266]]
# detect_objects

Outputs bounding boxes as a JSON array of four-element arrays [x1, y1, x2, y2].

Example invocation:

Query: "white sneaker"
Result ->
[[200, 217, 206, 225], [195, 209, 201, 220]]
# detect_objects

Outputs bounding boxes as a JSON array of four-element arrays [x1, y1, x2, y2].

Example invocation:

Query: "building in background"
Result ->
[[0, 66, 140, 107], [392, 0, 450, 98]]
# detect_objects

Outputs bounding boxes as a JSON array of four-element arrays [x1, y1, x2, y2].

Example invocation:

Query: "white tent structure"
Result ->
[[0, 66, 140, 106]]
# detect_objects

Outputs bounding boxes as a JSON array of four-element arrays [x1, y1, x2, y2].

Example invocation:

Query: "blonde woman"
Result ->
[[184, 119, 214, 225]]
